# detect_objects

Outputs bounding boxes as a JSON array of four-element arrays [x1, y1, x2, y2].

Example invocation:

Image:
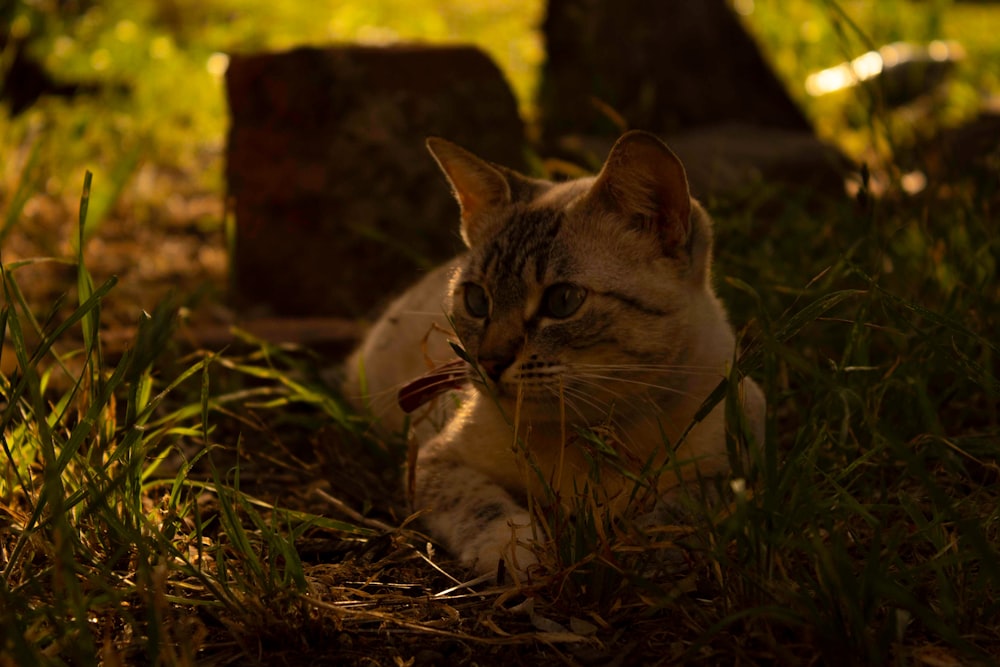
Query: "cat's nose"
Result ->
[[478, 355, 514, 383]]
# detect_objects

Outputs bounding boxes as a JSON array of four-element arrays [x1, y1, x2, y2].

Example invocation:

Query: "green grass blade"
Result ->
[[0, 140, 41, 247]]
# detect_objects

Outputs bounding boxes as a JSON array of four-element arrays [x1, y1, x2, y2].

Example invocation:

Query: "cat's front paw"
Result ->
[[460, 511, 539, 582]]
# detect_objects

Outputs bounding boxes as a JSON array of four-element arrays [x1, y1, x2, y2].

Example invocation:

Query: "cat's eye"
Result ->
[[542, 283, 586, 319], [463, 282, 490, 318]]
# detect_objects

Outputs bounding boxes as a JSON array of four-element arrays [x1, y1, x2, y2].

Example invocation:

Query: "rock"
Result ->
[[933, 112, 1000, 180], [921, 111, 1000, 207], [225, 45, 526, 318], [667, 123, 851, 201], [538, 0, 812, 148], [535, 0, 852, 203], [552, 124, 852, 204]]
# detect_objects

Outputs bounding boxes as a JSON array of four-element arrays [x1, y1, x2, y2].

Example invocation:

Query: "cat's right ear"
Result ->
[[426, 137, 511, 248], [586, 131, 692, 255]]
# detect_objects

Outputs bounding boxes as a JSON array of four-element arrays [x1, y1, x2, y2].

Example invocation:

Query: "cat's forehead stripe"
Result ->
[[482, 208, 564, 288]]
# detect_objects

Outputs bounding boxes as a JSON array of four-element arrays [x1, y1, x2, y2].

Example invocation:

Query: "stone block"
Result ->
[[225, 45, 526, 317], [539, 0, 812, 146]]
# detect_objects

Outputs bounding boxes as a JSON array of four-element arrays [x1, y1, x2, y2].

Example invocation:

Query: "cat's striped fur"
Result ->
[[344, 131, 765, 579]]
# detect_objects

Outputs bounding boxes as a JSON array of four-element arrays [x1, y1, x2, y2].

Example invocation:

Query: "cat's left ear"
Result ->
[[587, 131, 692, 253], [426, 137, 512, 248]]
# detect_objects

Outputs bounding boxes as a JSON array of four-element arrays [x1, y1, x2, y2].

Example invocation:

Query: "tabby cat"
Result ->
[[343, 130, 765, 579]]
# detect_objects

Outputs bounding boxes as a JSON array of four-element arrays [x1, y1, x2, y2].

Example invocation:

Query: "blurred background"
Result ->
[[1, 0, 998, 327]]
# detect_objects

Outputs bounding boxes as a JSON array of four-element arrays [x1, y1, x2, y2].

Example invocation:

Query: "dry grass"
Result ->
[[2, 134, 999, 665]]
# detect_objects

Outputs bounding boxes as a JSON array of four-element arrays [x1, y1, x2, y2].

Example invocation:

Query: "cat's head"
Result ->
[[428, 131, 717, 423]]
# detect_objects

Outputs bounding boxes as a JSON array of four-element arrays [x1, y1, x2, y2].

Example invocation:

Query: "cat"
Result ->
[[343, 130, 765, 580]]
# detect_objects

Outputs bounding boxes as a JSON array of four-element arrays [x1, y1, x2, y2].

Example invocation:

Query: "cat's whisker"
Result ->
[[558, 378, 630, 406], [563, 375, 693, 427], [569, 372, 704, 399], [556, 380, 673, 439], [344, 365, 475, 429], [352, 370, 473, 404], [571, 362, 724, 377], [554, 386, 646, 457], [403, 374, 473, 394], [543, 385, 620, 440], [574, 360, 720, 369], [547, 383, 612, 419], [532, 371, 643, 411], [546, 386, 591, 427], [545, 383, 645, 447], [392, 309, 456, 320]]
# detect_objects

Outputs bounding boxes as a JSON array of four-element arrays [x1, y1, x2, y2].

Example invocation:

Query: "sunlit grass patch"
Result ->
[[0, 176, 386, 664]]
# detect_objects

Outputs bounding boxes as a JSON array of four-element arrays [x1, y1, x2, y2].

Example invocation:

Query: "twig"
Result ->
[[313, 488, 395, 533]]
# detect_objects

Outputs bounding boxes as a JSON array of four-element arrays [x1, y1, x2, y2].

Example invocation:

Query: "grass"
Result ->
[[3, 145, 999, 665], [3, 1, 1000, 665]]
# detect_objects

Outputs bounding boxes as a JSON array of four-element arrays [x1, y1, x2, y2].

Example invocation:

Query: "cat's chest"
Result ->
[[447, 394, 668, 506]]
